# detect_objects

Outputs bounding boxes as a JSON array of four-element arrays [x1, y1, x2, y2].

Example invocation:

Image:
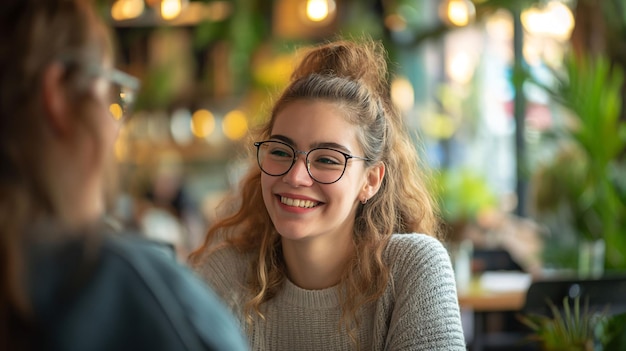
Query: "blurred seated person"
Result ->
[[0, 0, 248, 350], [133, 149, 202, 257], [141, 150, 190, 221], [461, 209, 544, 277]]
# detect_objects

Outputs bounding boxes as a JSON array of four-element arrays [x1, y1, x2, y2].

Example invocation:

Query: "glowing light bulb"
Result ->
[[161, 0, 182, 20], [441, 0, 475, 27], [111, 0, 144, 20], [306, 0, 329, 22], [521, 1, 574, 40]]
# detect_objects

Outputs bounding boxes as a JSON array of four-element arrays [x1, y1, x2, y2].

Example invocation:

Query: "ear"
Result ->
[[41, 62, 72, 136], [360, 162, 385, 202]]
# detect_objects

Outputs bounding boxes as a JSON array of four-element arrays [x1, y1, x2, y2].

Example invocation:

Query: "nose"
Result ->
[[282, 153, 314, 187]]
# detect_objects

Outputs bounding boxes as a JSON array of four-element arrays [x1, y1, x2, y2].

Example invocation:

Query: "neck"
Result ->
[[43, 135, 102, 228], [281, 233, 354, 290]]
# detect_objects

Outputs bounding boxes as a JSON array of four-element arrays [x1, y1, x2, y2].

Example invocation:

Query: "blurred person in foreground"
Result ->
[[0, 0, 248, 350], [190, 39, 466, 350]]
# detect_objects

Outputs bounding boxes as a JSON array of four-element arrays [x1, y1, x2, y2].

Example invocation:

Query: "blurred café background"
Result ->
[[101, 0, 626, 349]]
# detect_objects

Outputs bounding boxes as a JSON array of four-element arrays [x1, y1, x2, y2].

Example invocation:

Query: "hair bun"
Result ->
[[291, 39, 390, 100]]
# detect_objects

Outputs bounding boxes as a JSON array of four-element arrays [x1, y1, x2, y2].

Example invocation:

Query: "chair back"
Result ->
[[523, 276, 626, 316]]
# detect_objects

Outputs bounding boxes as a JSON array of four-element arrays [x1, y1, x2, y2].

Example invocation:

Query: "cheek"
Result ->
[[260, 174, 274, 204]]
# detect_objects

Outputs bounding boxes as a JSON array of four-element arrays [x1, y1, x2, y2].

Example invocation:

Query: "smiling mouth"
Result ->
[[279, 196, 320, 208]]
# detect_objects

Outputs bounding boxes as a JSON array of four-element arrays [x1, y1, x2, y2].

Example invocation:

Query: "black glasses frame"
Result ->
[[254, 140, 371, 184]]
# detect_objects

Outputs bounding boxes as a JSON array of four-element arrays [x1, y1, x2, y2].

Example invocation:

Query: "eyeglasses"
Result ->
[[97, 67, 140, 122], [60, 56, 140, 122], [254, 140, 371, 184]]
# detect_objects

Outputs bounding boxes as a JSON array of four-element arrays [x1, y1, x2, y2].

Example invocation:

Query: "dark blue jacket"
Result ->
[[28, 232, 248, 351]]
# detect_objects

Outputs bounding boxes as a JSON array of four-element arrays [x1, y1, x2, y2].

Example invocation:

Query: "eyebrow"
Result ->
[[269, 134, 353, 154]]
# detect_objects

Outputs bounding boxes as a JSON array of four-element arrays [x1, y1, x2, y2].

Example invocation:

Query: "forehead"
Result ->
[[271, 100, 362, 151]]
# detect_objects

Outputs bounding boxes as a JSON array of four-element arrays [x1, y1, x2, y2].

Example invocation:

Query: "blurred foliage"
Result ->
[[530, 52, 626, 271], [595, 311, 626, 351], [431, 169, 497, 227], [192, 0, 271, 95]]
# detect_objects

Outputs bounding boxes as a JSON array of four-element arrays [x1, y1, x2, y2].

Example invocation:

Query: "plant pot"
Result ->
[[449, 239, 473, 294], [578, 238, 605, 279]]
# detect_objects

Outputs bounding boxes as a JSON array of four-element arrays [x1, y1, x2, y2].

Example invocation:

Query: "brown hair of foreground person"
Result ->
[[1, 0, 115, 340], [0, 1, 248, 350]]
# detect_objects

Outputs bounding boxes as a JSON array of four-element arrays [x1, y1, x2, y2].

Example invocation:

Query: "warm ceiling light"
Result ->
[[111, 0, 144, 21], [306, 0, 330, 22], [521, 1, 574, 40], [440, 0, 475, 27], [161, 0, 183, 20]]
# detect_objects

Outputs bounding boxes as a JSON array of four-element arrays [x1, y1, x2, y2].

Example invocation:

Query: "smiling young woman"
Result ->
[[190, 38, 466, 350]]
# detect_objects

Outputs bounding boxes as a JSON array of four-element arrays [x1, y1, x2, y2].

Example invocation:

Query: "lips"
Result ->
[[279, 196, 320, 208]]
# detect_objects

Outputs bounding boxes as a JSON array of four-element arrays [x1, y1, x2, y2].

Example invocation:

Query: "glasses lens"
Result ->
[[104, 68, 139, 122], [257, 141, 295, 176], [307, 148, 347, 183], [109, 83, 137, 121], [108, 83, 124, 121]]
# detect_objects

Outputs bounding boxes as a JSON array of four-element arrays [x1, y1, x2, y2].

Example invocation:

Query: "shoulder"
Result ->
[[102, 235, 249, 346], [384, 233, 455, 288], [192, 243, 252, 310], [385, 233, 449, 266], [195, 243, 250, 274], [380, 234, 466, 349], [30, 233, 248, 351], [194, 243, 251, 284]]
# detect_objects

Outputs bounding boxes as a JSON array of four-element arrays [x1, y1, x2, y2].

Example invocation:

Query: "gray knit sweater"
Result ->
[[196, 233, 466, 350]]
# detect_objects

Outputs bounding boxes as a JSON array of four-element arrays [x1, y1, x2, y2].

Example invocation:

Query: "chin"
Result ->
[[275, 224, 317, 242]]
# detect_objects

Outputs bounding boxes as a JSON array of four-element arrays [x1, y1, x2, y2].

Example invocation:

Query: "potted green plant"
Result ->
[[520, 296, 626, 351], [530, 51, 626, 275]]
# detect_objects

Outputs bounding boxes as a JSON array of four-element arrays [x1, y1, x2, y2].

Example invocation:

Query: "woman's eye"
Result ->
[[316, 156, 341, 165], [270, 149, 292, 158]]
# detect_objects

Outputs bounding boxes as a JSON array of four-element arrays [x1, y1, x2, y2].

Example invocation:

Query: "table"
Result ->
[[458, 282, 527, 312], [457, 273, 531, 350]]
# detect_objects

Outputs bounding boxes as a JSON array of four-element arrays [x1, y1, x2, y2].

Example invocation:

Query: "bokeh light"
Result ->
[[109, 103, 124, 121], [191, 109, 216, 139], [222, 110, 248, 141]]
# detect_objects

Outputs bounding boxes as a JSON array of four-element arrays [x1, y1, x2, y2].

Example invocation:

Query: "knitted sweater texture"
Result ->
[[197, 233, 466, 350]]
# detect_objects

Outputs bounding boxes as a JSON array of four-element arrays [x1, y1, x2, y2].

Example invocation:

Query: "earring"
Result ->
[[360, 197, 368, 205]]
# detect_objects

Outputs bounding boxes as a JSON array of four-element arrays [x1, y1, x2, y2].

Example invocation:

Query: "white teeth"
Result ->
[[281, 196, 318, 208]]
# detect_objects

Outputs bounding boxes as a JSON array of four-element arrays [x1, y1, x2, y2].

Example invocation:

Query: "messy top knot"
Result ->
[[290, 40, 390, 104]]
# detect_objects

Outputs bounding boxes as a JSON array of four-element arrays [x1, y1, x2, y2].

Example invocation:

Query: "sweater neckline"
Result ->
[[280, 278, 341, 309]]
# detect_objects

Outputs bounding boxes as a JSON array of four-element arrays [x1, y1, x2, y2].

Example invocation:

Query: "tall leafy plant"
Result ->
[[532, 52, 626, 270]]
